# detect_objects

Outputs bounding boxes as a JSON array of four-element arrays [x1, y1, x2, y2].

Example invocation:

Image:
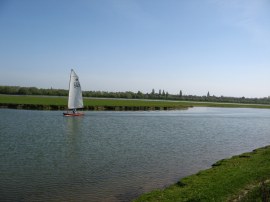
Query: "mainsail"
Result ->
[[68, 69, 83, 109]]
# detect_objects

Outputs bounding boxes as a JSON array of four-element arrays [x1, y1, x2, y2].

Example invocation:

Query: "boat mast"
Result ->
[[68, 69, 73, 110]]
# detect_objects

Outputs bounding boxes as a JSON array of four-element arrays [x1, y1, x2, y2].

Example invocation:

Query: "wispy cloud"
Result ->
[[210, 0, 270, 45], [110, 0, 158, 28]]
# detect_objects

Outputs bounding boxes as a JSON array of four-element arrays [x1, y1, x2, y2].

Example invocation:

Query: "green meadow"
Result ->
[[0, 95, 67, 105], [0, 95, 190, 110], [1, 94, 270, 110]]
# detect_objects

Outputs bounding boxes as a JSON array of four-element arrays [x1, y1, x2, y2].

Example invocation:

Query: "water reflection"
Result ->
[[65, 116, 83, 159], [1, 108, 270, 201]]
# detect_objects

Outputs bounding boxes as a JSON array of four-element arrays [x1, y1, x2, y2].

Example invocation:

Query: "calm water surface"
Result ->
[[1, 107, 270, 201]]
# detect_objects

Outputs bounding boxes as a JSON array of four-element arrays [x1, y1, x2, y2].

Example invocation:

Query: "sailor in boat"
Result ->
[[72, 109, 77, 114]]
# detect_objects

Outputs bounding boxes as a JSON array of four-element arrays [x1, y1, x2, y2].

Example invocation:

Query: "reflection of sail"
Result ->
[[67, 116, 82, 133], [68, 69, 83, 109], [65, 117, 83, 159]]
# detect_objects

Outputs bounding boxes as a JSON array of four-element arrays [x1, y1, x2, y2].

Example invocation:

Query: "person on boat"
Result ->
[[72, 109, 76, 114]]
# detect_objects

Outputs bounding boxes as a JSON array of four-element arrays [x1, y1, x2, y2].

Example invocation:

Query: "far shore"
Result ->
[[1, 94, 270, 111]]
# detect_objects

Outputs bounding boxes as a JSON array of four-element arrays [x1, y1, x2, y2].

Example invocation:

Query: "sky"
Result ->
[[0, 0, 270, 98]]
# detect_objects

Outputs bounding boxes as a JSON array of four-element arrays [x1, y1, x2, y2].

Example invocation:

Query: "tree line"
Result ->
[[1, 85, 270, 104]]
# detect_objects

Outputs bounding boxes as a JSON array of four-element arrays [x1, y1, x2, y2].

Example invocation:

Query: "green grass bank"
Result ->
[[1, 94, 270, 110], [0, 95, 191, 110], [134, 146, 270, 202]]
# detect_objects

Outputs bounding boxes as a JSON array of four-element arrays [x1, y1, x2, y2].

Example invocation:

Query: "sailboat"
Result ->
[[63, 69, 84, 116]]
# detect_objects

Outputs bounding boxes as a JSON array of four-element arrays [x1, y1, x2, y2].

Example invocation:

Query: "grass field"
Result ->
[[0, 95, 190, 109], [1, 94, 270, 110], [0, 95, 67, 105], [134, 146, 270, 202]]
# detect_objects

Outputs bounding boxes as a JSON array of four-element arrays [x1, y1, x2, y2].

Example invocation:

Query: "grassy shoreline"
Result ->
[[1, 94, 270, 110], [134, 146, 270, 201], [0, 95, 190, 110]]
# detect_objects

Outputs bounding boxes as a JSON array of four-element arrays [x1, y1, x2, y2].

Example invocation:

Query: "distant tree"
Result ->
[[18, 87, 30, 95], [162, 90, 165, 96], [0, 86, 19, 94], [151, 89, 155, 95], [166, 91, 169, 99], [159, 89, 161, 96], [179, 90, 182, 97], [126, 92, 132, 99], [29, 87, 39, 95], [207, 91, 210, 97], [137, 91, 143, 99]]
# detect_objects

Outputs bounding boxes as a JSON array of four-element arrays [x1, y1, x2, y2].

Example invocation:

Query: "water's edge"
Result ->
[[134, 145, 270, 201], [0, 103, 190, 111]]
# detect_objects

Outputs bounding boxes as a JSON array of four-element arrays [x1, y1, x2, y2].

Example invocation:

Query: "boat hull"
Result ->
[[63, 112, 84, 117]]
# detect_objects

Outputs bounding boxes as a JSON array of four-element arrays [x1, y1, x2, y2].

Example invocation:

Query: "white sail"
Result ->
[[68, 69, 83, 109]]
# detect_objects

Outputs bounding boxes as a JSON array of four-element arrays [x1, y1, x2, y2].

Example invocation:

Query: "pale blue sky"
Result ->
[[0, 0, 270, 97]]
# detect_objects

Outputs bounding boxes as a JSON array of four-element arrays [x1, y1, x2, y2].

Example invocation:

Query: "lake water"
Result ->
[[1, 107, 270, 201]]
